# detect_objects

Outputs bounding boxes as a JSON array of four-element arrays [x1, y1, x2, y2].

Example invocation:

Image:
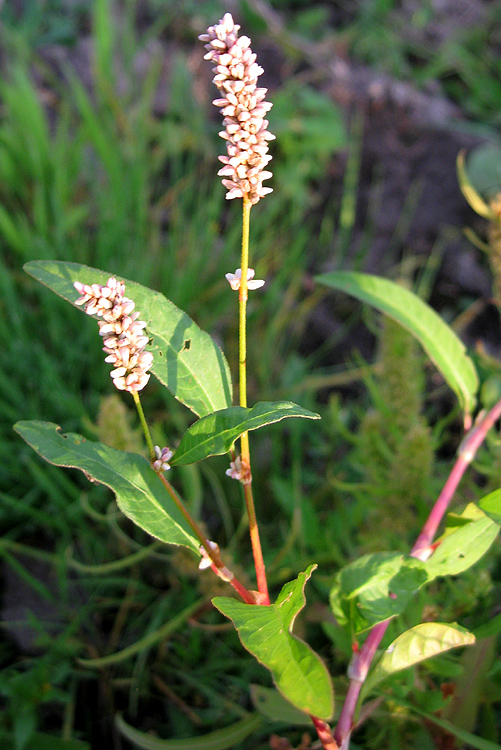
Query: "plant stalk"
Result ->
[[239, 197, 270, 604], [334, 397, 501, 748]]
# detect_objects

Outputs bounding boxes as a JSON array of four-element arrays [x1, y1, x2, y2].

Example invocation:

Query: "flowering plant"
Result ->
[[14, 13, 501, 750]]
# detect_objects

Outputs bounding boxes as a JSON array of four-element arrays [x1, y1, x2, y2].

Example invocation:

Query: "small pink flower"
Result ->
[[225, 268, 265, 291], [152, 446, 173, 472]]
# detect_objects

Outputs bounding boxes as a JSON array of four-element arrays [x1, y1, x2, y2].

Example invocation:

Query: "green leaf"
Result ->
[[329, 553, 428, 633], [388, 696, 501, 750], [364, 622, 475, 694], [171, 402, 320, 465], [425, 515, 499, 579], [315, 272, 478, 417], [478, 489, 501, 526], [23, 260, 232, 417], [115, 712, 262, 750], [250, 685, 312, 726], [213, 566, 334, 720], [14, 421, 199, 552], [0, 732, 90, 750]]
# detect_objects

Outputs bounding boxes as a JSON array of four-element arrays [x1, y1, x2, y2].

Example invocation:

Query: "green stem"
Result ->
[[238, 198, 270, 604], [131, 390, 155, 459]]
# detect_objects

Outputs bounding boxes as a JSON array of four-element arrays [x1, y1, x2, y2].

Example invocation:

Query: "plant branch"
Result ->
[[333, 396, 501, 748]]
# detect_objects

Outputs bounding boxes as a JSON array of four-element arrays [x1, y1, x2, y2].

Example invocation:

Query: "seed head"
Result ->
[[199, 13, 274, 205], [74, 278, 153, 392]]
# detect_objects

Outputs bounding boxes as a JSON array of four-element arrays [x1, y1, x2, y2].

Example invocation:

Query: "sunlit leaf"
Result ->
[[456, 149, 496, 219], [364, 622, 475, 694], [425, 515, 499, 579], [24, 260, 232, 417], [316, 272, 478, 417], [171, 402, 319, 465], [478, 489, 501, 526], [14, 421, 199, 551], [214, 566, 334, 720]]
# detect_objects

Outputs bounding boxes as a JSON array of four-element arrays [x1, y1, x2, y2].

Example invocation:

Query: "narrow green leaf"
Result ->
[[456, 150, 496, 220], [329, 553, 428, 633], [364, 622, 475, 694], [14, 421, 199, 551], [213, 566, 334, 720], [23, 260, 232, 417], [316, 272, 478, 417], [171, 402, 320, 465], [250, 685, 312, 726], [478, 489, 501, 526], [389, 696, 501, 750], [425, 515, 499, 579], [115, 712, 262, 750]]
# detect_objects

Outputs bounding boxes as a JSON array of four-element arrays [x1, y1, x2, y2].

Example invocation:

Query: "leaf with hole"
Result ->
[[171, 401, 320, 465], [14, 421, 199, 551], [316, 271, 478, 418], [24, 260, 232, 417], [329, 553, 428, 633], [214, 566, 334, 720]]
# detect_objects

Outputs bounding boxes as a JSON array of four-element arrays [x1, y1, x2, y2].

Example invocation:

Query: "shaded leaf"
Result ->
[[171, 402, 320, 465], [316, 272, 478, 417], [213, 566, 334, 720], [14, 421, 199, 551], [115, 712, 262, 750], [24, 260, 232, 417], [456, 149, 496, 219], [329, 553, 428, 633], [250, 685, 312, 726], [364, 622, 475, 694]]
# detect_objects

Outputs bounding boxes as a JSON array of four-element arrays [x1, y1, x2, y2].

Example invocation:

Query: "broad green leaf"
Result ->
[[316, 272, 478, 417], [24, 260, 232, 417], [364, 622, 475, 694], [329, 553, 428, 633], [213, 566, 334, 720], [14, 421, 199, 551], [425, 514, 499, 579], [478, 489, 501, 526], [250, 685, 312, 726], [171, 401, 320, 465], [115, 712, 262, 750]]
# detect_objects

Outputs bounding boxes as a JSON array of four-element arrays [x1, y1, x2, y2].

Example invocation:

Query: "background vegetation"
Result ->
[[1, 1, 500, 748]]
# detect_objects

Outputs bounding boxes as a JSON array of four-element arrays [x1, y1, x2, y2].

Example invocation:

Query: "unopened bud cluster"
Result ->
[[199, 13, 274, 204], [74, 278, 153, 392]]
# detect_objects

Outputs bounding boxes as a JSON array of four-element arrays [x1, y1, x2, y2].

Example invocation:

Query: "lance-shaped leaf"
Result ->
[[329, 553, 428, 633], [316, 272, 478, 418], [213, 566, 334, 720], [363, 622, 475, 695], [171, 402, 320, 465], [478, 489, 501, 526], [24, 260, 232, 417], [115, 712, 262, 750], [425, 507, 499, 580], [14, 421, 199, 551]]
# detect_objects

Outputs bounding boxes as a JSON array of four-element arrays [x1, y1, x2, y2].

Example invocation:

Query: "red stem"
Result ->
[[333, 397, 501, 748]]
